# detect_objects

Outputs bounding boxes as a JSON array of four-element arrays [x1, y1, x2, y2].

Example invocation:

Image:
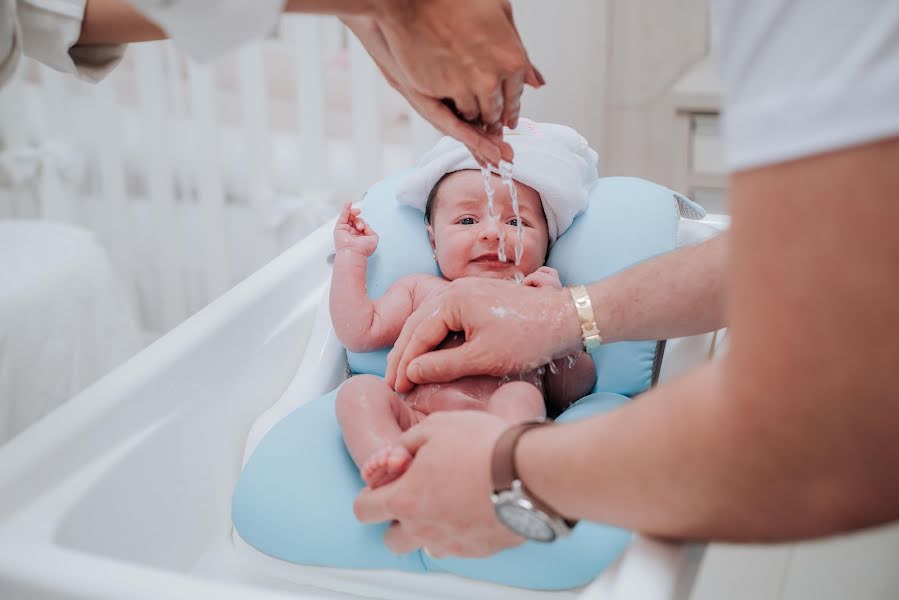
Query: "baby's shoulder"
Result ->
[[401, 273, 448, 306]]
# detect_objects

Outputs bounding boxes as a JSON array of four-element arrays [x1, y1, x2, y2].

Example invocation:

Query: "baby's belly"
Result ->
[[402, 331, 544, 414], [404, 375, 502, 414]]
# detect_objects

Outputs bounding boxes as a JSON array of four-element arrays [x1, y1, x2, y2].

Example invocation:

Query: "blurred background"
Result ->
[[0, 0, 721, 347]]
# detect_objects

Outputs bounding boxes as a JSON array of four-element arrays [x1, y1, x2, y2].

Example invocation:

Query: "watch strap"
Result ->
[[491, 419, 577, 528], [491, 420, 547, 492], [569, 285, 602, 353]]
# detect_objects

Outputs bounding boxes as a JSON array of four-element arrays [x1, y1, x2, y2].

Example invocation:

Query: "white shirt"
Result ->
[[125, 0, 284, 62], [711, 0, 899, 171], [0, 0, 126, 86], [0, 0, 284, 87]]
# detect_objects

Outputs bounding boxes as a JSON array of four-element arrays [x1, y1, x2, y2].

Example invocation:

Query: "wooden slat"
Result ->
[[33, 66, 73, 223], [186, 60, 231, 301], [236, 42, 279, 266], [87, 71, 139, 300], [349, 34, 382, 197], [132, 42, 186, 329], [0, 65, 36, 218], [288, 15, 328, 195]]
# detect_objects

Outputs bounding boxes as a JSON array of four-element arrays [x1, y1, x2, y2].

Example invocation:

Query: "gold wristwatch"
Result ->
[[568, 285, 602, 353]]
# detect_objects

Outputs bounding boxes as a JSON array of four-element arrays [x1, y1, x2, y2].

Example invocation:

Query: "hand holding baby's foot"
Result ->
[[334, 201, 379, 256], [361, 445, 413, 489], [522, 266, 563, 289]]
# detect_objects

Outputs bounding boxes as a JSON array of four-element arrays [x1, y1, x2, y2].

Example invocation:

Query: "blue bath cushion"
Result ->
[[233, 390, 633, 590], [347, 172, 696, 396], [232, 172, 700, 589]]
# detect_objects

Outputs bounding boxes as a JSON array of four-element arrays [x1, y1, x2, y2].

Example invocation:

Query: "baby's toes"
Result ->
[[385, 446, 413, 477]]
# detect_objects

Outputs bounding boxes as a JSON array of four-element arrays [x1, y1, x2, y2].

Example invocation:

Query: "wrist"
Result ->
[[567, 285, 603, 354], [368, 0, 412, 22], [335, 247, 372, 259], [552, 287, 587, 358], [285, 1, 377, 16]]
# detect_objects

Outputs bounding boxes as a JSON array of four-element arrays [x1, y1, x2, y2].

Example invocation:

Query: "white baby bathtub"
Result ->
[[0, 219, 710, 600]]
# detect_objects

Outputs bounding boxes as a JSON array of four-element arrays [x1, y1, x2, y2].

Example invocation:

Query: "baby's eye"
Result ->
[[458, 217, 476, 225], [507, 217, 528, 227]]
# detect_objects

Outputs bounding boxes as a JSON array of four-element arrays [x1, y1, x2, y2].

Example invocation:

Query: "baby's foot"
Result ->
[[361, 445, 413, 489]]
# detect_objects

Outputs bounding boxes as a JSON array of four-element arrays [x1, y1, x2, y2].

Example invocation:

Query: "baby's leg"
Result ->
[[485, 381, 547, 423], [335, 374, 421, 488]]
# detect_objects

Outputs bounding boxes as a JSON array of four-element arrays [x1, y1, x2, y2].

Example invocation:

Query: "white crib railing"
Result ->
[[0, 15, 439, 336]]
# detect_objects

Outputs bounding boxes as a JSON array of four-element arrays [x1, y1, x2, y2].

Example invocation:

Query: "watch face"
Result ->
[[495, 503, 556, 543]]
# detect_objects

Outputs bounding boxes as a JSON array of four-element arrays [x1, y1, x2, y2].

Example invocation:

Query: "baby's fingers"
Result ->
[[338, 202, 352, 225]]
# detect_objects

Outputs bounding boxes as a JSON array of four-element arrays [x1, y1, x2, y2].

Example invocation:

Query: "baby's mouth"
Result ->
[[472, 253, 505, 264]]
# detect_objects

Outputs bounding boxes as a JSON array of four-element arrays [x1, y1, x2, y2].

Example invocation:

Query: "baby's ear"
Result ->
[[426, 224, 436, 251]]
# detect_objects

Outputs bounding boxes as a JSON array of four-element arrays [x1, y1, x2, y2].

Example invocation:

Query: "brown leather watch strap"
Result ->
[[491, 419, 576, 527], [491, 420, 548, 492]]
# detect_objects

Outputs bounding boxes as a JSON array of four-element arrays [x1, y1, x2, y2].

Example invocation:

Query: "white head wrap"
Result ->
[[396, 118, 599, 243]]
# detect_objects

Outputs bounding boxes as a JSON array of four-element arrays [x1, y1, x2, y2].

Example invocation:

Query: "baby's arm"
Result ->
[[330, 203, 423, 352], [522, 266, 597, 414]]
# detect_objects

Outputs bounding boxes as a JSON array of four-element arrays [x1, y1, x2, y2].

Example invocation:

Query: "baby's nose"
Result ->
[[479, 219, 501, 240]]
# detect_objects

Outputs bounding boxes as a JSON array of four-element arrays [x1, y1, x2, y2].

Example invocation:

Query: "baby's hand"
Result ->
[[522, 266, 562, 289], [334, 202, 379, 256]]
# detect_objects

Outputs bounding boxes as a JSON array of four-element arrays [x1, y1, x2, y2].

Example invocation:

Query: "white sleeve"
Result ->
[[17, 0, 125, 83], [710, 0, 899, 172], [0, 0, 22, 86], [126, 0, 285, 61]]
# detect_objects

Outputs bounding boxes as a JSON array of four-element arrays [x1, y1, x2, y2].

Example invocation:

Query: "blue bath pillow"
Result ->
[[233, 390, 632, 589], [232, 173, 700, 589], [347, 173, 698, 396]]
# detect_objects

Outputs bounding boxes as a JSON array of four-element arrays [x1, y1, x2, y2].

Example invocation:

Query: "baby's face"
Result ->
[[428, 170, 550, 281]]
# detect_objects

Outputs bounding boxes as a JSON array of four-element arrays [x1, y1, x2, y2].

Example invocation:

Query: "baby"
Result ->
[[331, 119, 599, 489]]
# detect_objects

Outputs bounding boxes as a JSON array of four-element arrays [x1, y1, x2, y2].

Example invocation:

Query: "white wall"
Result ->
[[512, 0, 609, 155]]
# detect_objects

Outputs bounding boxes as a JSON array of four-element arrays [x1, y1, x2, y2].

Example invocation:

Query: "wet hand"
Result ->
[[342, 15, 516, 167], [353, 411, 524, 557], [522, 266, 563, 290], [372, 0, 543, 132], [385, 277, 582, 393], [334, 202, 379, 256]]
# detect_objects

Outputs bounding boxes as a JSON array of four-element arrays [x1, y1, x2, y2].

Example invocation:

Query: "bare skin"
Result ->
[[75, 0, 539, 166], [354, 137, 899, 557], [331, 171, 595, 488]]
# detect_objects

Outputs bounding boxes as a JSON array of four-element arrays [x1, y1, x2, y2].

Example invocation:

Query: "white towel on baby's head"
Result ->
[[396, 118, 598, 243]]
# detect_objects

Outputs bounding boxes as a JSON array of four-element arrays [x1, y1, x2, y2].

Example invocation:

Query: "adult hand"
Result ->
[[354, 410, 524, 557], [372, 0, 543, 130], [342, 15, 516, 166], [386, 277, 582, 393]]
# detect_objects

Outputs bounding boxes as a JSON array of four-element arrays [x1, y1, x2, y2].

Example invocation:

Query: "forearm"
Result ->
[[78, 0, 377, 46], [519, 362, 798, 541], [78, 0, 166, 45], [586, 234, 727, 344], [519, 139, 899, 541], [285, 0, 377, 15], [330, 251, 378, 351]]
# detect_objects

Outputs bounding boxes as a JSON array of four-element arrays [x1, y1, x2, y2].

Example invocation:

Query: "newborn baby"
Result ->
[[331, 119, 599, 488]]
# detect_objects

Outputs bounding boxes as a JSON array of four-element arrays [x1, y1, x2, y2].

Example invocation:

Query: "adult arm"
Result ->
[[340, 15, 514, 166], [519, 136, 899, 540], [387, 232, 726, 392], [357, 137, 899, 555], [76, 0, 536, 165]]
